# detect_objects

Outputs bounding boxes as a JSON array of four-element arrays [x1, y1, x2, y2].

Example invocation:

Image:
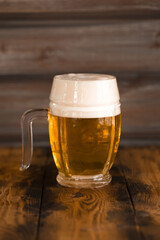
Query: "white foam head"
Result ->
[[49, 73, 120, 118]]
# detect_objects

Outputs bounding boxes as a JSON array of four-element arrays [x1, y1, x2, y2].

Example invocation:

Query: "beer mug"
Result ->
[[21, 74, 121, 188]]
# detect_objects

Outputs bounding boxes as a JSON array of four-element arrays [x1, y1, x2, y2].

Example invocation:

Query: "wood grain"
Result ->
[[37, 150, 142, 240], [0, 0, 160, 20], [0, 147, 48, 240], [0, 73, 160, 145], [0, 147, 160, 239], [0, 0, 160, 12], [0, 20, 160, 75], [119, 147, 160, 239]]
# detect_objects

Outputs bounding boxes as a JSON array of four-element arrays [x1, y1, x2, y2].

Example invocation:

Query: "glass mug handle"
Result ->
[[20, 108, 48, 171]]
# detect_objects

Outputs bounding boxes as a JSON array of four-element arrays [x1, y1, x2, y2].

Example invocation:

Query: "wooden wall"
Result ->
[[0, 0, 160, 146]]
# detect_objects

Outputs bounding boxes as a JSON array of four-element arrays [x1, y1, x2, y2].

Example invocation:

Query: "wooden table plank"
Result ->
[[37, 149, 142, 240], [118, 147, 160, 240], [1, 147, 160, 240], [0, 147, 48, 240]]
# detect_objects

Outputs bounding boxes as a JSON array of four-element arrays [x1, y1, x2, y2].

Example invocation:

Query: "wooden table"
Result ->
[[0, 146, 160, 240]]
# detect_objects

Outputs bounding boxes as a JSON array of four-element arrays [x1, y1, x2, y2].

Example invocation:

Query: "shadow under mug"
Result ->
[[20, 74, 121, 188]]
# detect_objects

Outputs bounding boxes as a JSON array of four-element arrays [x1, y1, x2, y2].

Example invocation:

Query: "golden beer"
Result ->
[[49, 113, 121, 177], [21, 73, 121, 188]]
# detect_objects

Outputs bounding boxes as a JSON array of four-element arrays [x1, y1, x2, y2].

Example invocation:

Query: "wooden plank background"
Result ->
[[0, 0, 160, 19], [0, 0, 160, 146], [0, 20, 160, 74]]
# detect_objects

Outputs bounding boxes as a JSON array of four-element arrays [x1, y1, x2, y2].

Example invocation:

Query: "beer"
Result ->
[[48, 73, 121, 187], [21, 73, 121, 187], [49, 113, 121, 177]]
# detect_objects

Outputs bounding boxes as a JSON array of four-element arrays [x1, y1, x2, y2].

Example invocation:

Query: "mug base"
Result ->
[[56, 172, 112, 188]]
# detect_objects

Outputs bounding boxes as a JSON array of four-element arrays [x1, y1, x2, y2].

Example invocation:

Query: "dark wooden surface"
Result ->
[[0, 0, 160, 145], [0, 146, 160, 240], [0, 148, 48, 240]]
